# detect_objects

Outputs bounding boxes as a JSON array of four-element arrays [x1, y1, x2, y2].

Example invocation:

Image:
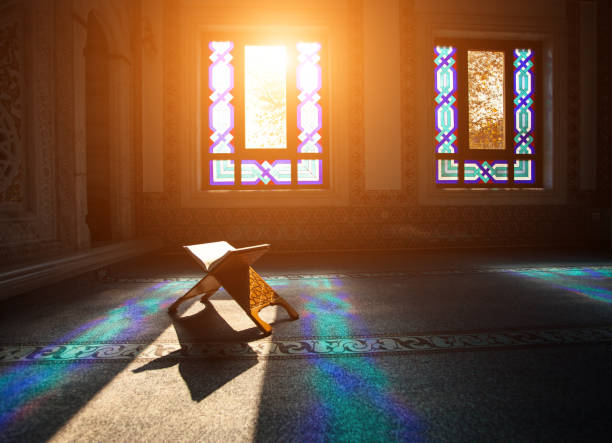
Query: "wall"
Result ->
[[363, 0, 402, 191], [0, 0, 138, 265], [0, 0, 58, 263], [134, 0, 609, 251]]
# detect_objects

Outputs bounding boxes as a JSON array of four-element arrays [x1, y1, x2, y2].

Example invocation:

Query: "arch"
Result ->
[[70, 2, 135, 247], [76, 1, 131, 59]]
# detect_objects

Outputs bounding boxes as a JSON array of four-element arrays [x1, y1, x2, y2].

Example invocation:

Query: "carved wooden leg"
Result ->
[[271, 293, 300, 319], [168, 274, 221, 314], [248, 296, 299, 335], [247, 268, 299, 334], [207, 266, 299, 334], [249, 309, 273, 335]]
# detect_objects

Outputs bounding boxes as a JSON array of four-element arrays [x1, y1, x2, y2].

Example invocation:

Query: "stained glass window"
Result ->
[[513, 49, 535, 183], [434, 46, 457, 156], [209, 41, 234, 155], [434, 40, 540, 187], [204, 37, 326, 189]]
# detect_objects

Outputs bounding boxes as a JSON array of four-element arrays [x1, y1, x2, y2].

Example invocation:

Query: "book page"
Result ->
[[184, 241, 235, 271]]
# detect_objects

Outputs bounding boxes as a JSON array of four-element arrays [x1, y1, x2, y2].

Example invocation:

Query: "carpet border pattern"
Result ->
[[1, 325, 611, 363]]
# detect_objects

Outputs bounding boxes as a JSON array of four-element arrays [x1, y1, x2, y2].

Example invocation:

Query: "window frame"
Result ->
[[434, 38, 543, 188], [201, 32, 329, 190]]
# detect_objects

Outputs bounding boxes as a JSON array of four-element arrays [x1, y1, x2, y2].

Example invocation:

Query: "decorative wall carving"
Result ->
[[0, 9, 24, 205], [0, 0, 58, 264]]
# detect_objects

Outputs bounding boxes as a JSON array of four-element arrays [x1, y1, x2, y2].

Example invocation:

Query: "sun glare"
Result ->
[[244, 45, 287, 150]]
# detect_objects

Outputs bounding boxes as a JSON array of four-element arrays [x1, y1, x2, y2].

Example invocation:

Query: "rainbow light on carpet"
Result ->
[[0, 281, 189, 433], [298, 278, 425, 441], [513, 267, 612, 303]]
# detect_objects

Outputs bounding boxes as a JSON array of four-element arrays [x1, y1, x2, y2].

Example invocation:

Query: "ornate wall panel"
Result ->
[[0, 6, 25, 207], [138, 0, 604, 252], [566, 1, 580, 201], [0, 0, 58, 264], [596, 0, 611, 208]]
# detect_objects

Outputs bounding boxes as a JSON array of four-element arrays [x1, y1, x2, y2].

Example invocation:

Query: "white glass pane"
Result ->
[[245, 45, 287, 149]]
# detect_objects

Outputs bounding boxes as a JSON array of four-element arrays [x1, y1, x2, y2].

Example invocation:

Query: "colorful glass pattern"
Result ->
[[464, 161, 508, 183], [297, 159, 323, 184], [513, 49, 534, 154], [436, 159, 459, 183], [514, 159, 534, 183], [208, 41, 234, 155], [434, 46, 457, 154], [241, 160, 291, 185], [210, 160, 235, 185], [297, 42, 322, 153]]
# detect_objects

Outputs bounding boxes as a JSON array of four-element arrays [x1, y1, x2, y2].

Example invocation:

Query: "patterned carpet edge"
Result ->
[[1, 325, 611, 363]]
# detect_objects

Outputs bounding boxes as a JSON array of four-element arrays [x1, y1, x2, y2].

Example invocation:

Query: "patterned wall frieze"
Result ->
[[139, 204, 602, 251]]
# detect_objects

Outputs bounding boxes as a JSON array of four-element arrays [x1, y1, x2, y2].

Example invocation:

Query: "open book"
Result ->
[[184, 241, 271, 272]]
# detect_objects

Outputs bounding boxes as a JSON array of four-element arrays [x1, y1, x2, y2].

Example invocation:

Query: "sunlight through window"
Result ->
[[468, 50, 505, 150], [244, 45, 287, 150]]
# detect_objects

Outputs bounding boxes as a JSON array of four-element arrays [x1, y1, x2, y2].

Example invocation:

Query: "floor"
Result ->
[[1, 247, 612, 442]]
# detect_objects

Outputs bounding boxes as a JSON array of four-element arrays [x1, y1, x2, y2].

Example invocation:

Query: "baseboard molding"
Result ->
[[0, 237, 163, 301]]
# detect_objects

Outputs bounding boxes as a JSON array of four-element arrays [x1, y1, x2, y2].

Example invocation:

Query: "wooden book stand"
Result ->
[[168, 242, 299, 334]]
